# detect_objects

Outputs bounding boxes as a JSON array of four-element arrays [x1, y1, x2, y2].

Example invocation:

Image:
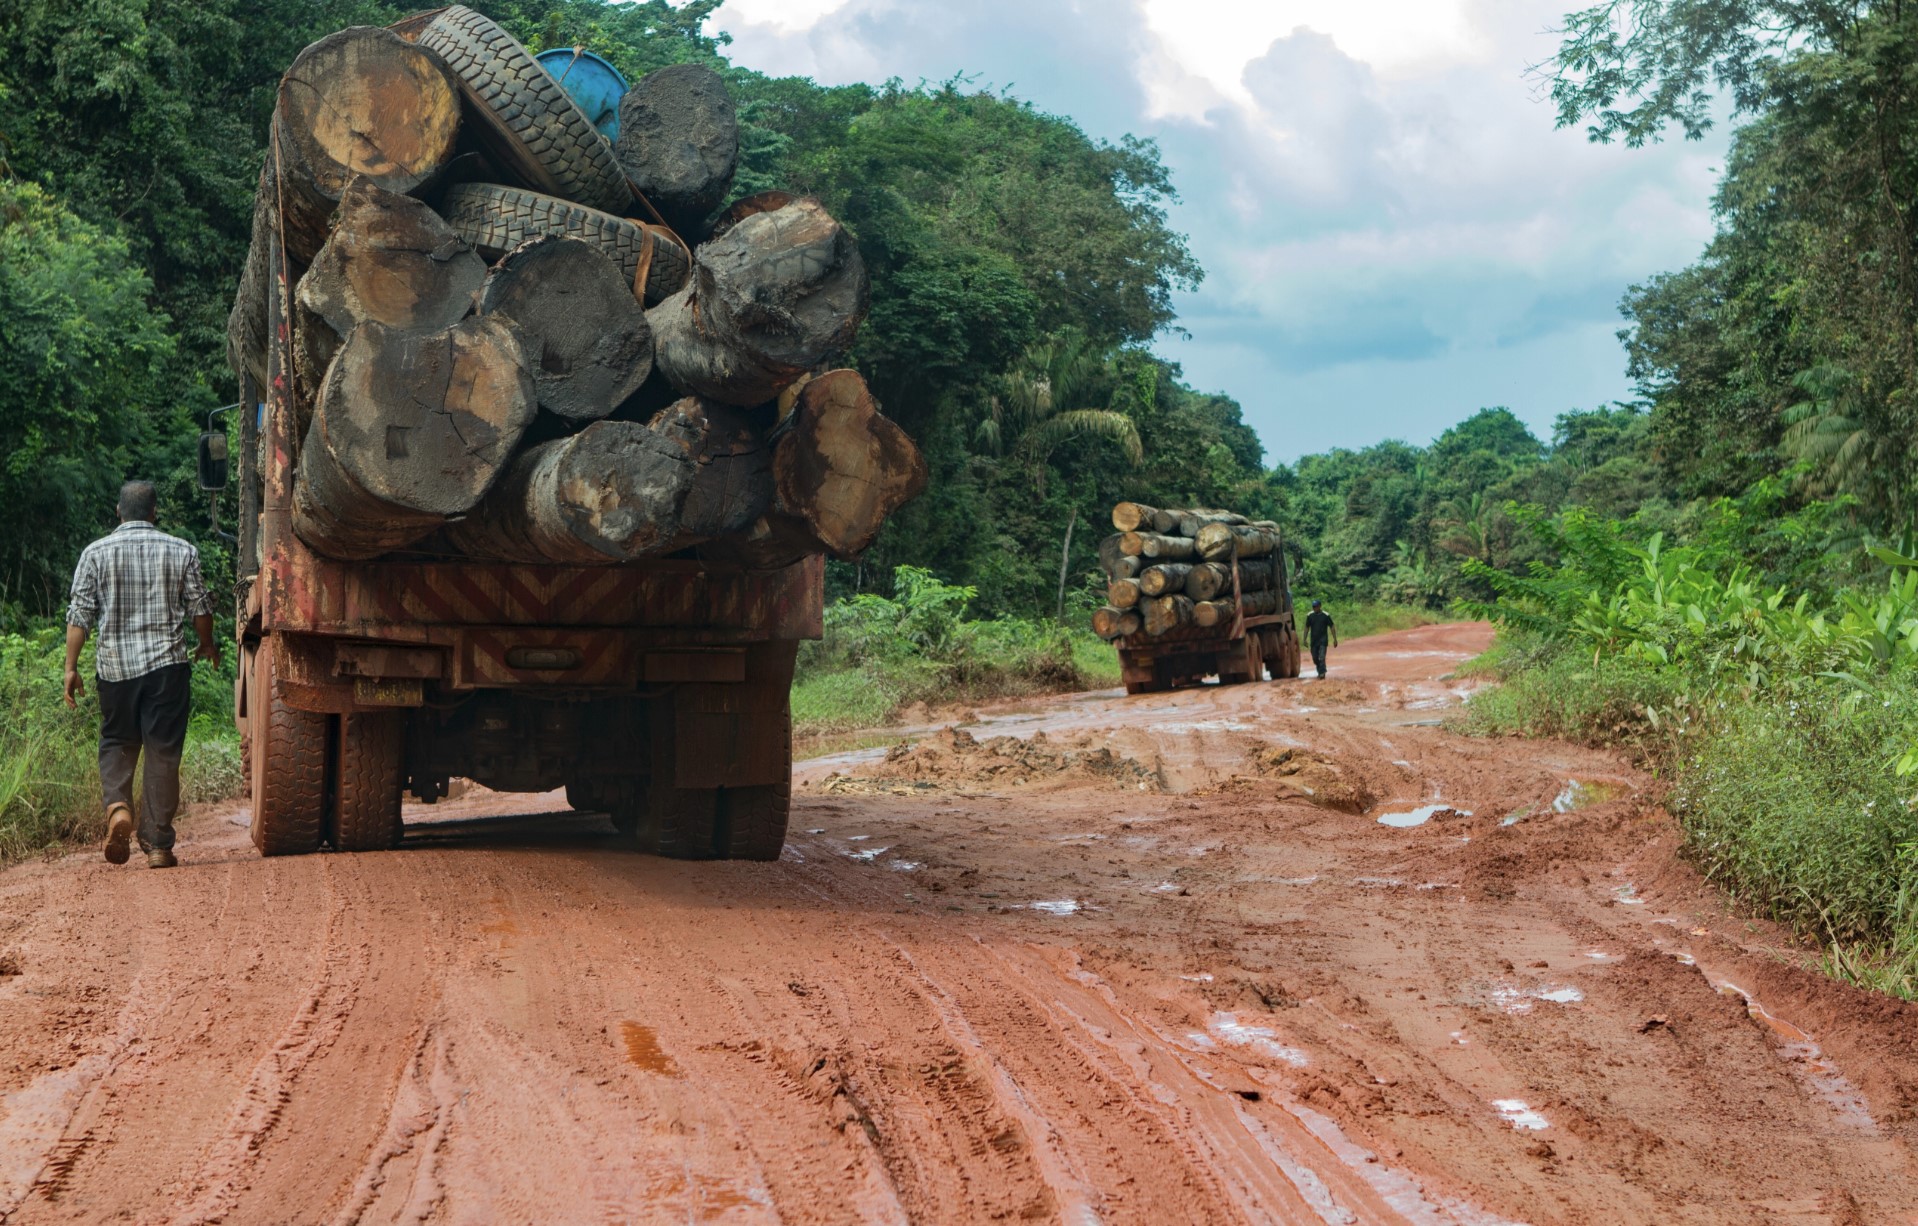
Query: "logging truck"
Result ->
[[1090, 504, 1303, 693], [215, 221, 819, 860], [212, 9, 927, 861]]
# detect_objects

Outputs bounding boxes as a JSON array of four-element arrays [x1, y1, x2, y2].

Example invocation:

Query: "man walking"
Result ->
[[64, 481, 219, 868], [1304, 599, 1338, 679]]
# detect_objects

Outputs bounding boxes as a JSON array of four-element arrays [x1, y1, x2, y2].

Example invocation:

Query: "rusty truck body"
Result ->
[[229, 225, 818, 860]]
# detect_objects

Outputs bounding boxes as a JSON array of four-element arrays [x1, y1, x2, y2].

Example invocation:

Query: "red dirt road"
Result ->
[[3, 622, 1917, 1224]]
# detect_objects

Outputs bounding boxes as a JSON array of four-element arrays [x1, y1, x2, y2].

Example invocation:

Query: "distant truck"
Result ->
[[1090, 504, 1301, 693]]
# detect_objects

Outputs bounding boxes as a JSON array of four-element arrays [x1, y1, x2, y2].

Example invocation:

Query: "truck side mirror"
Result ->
[[197, 431, 229, 492]]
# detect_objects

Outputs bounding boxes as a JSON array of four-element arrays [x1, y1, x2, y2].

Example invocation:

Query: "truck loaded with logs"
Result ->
[[1089, 503, 1301, 693], [217, 9, 925, 859]]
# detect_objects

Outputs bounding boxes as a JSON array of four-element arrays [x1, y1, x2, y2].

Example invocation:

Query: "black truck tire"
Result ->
[[334, 712, 406, 851], [250, 645, 329, 857], [417, 6, 630, 214], [438, 183, 688, 304]]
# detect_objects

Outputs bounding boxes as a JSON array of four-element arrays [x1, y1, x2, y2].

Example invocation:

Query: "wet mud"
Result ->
[[1, 622, 1916, 1223]]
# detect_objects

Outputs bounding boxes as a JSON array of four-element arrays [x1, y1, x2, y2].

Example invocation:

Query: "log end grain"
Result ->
[[772, 370, 927, 559], [478, 235, 654, 422]]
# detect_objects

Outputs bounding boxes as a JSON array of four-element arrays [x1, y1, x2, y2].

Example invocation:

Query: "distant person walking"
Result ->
[[1304, 599, 1338, 679], [64, 481, 219, 868]]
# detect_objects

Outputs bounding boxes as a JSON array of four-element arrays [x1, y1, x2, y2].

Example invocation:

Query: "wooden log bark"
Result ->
[[1091, 607, 1142, 641], [294, 177, 486, 407], [650, 196, 869, 406], [1176, 508, 1247, 538], [441, 419, 696, 564], [1186, 558, 1278, 599], [1108, 579, 1141, 609], [1111, 502, 1158, 532], [226, 160, 278, 396], [614, 63, 739, 231], [274, 27, 460, 263], [770, 369, 925, 559], [1118, 532, 1197, 560], [1110, 555, 1141, 580], [1150, 508, 1182, 534], [1138, 563, 1194, 597], [477, 236, 653, 422], [1142, 594, 1195, 637], [293, 319, 536, 560], [1192, 589, 1281, 629], [1195, 521, 1283, 562], [654, 396, 774, 540]]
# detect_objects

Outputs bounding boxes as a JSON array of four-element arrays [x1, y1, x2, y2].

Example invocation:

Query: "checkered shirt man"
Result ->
[[67, 522, 214, 681]]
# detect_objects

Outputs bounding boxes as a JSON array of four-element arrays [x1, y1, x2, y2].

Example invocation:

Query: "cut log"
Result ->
[[1193, 590, 1281, 628], [770, 370, 925, 559], [614, 63, 738, 231], [477, 236, 653, 422], [1091, 607, 1142, 640], [274, 27, 460, 263], [1142, 594, 1195, 637], [1111, 502, 1158, 532], [690, 512, 825, 570], [294, 177, 486, 406], [1118, 532, 1197, 560], [1108, 579, 1141, 610], [710, 191, 797, 240], [1191, 600, 1234, 630], [1110, 555, 1141, 580], [441, 419, 696, 564], [1176, 508, 1247, 538], [1195, 521, 1283, 562], [293, 318, 536, 560], [650, 196, 869, 406], [1150, 508, 1182, 534], [653, 397, 773, 540], [1187, 558, 1277, 599], [1138, 563, 1194, 597]]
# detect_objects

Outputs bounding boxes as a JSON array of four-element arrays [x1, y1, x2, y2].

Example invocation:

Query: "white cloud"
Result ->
[[701, 0, 1728, 461]]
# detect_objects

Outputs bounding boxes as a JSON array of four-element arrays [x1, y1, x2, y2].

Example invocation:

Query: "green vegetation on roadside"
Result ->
[[793, 567, 1120, 735], [0, 630, 238, 862], [1456, 495, 1918, 1000]]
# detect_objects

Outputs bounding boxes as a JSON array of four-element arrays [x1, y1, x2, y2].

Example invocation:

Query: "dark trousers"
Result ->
[[1311, 642, 1328, 677], [98, 662, 191, 852]]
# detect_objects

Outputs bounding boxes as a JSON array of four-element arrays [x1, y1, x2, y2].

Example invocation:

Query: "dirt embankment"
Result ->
[[1, 622, 1915, 1224]]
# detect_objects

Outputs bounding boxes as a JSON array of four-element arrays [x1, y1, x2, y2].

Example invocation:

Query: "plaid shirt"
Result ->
[[66, 522, 214, 683]]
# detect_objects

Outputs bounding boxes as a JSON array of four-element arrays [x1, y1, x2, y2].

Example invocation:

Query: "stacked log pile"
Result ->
[[230, 8, 925, 566], [1090, 504, 1286, 640]]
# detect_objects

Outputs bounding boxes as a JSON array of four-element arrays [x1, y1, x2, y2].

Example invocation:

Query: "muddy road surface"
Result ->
[[3, 622, 1917, 1224]]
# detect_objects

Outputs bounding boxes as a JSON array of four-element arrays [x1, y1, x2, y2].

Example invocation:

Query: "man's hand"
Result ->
[[63, 624, 87, 709], [192, 614, 220, 667], [64, 667, 83, 709]]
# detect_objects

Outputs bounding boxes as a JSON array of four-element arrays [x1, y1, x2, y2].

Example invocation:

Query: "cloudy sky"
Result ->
[[708, 0, 1728, 462]]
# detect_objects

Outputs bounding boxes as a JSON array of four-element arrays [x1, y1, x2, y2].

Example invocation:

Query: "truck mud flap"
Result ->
[[673, 683, 789, 788]]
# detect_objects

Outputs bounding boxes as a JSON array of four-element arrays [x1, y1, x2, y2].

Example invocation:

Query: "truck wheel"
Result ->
[[1283, 632, 1302, 679], [417, 6, 631, 214], [250, 645, 329, 857], [334, 712, 405, 852], [1259, 629, 1285, 680], [651, 784, 719, 859], [568, 780, 645, 835], [437, 183, 687, 303], [715, 708, 792, 861]]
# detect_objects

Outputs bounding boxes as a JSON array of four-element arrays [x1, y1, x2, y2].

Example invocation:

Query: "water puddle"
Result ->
[[888, 860, 921, 871], [1208, 1012, 1310, 1067], [1354, 877, 1404, 889], [1028, 899, 1082, 915], [847, 834, 872, 841], [619, 1021, 680, 1076], [1490, 984, 1584, 1014], [1499, 808, 1530, 827], [1611, 884, 1645, 906], [1180, 972, 1215, 983], [849, 846, 889, 862], [1710, 977, 1876, 1133], [1493, 1099, 1549, 1130], [1552, 779, 1619, 813], [1376, 803, 1472, 828]]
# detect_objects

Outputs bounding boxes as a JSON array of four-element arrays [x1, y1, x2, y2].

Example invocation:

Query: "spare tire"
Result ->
[[438, 183, 689, 304], [418, 6, 630, 214]]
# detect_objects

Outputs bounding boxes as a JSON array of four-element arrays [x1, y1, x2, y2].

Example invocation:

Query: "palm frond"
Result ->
[[1018, 410, 1143, 467]]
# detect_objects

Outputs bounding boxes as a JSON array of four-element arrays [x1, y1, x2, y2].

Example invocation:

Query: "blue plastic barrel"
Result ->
[[535, 48, 629, 143]]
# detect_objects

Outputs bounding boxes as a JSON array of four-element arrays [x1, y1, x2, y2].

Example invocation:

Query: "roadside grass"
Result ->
[[0, 628, 239, 863], [1333, 601, 1447, 642], [793, 568, 1121, 736]]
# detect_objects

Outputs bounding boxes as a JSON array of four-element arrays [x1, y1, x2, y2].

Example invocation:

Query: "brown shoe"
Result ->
[[146, 849, 177, 869], [103, 804, 134, 865]]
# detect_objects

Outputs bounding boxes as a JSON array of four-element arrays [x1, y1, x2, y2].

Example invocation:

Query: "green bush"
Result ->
[[794, 566, 1120, 734], [0, 626, 240, 861]]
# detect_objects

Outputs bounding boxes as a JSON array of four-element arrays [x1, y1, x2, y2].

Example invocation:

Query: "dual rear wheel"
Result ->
[[249, 647, 410, 856]]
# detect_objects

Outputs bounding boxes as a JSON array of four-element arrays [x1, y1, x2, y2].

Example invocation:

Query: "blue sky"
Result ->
[[709, 0, 1729, 463]]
